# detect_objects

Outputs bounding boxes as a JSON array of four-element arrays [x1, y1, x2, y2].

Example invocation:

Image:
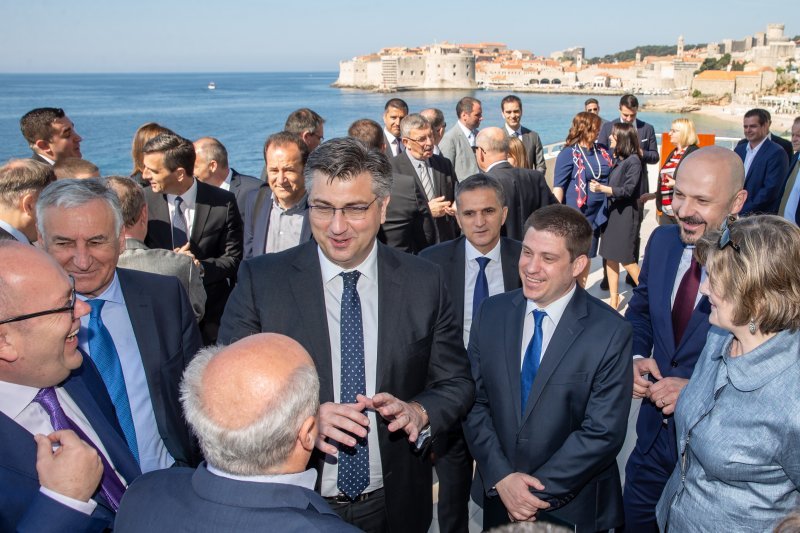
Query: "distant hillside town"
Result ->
[[334, 23, 798, 104]]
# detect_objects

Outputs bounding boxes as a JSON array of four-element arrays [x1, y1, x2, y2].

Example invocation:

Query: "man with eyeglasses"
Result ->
[[219, 137, 474, 533], [0, 241, 141, 532], [622, 146, 748, 532]]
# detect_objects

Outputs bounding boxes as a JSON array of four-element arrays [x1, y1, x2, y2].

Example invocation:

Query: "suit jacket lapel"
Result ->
[[191, 181, 212, 245], [660, 236, 686, 354], [505, 292, 527, 423], [376, 244, 404, 391]]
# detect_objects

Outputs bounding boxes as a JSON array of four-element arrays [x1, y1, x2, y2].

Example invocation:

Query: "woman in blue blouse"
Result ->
[[656, 215, 800, 532], [553, 112, 612, 285]]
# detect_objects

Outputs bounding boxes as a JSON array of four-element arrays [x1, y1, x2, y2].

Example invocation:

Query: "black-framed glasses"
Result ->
[[718, 222, 741, 253], [0, 276, 76, 325], [404, 135, 434, 145], [308, 197, 379, 220]]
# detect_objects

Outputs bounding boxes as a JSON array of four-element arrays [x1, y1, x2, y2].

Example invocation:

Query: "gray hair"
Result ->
[[36, 178, 123, 239], [180, 345, 320, 475], [420, 108, 445, 131], [195, 137, 228, 169], [303, 137, 393, 200], [477, 129, 510, 154], [399, 114, 430, 139]]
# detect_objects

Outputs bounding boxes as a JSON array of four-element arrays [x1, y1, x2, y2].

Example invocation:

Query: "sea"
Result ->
[[0, 72, 745, 176]]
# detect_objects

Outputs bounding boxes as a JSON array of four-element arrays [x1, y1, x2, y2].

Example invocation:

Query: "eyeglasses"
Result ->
[[0, 276, 76, 325], [718, 222, 741, 253], [404, 135, 434, 145], [308, 198, 379, 220]]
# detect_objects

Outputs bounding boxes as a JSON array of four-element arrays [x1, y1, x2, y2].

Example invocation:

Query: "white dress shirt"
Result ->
[[520, 285, 576, 367], [743, 137, 768, 176], [219, 169, 233, 191], [463, 239, 505, 347], [504, 124, 522, 138], [457, 121, 477, 147], [77, 272, 173, 473], [318, 242, 384, 497], [384, 128, 403, 157], [166, 178, 198, 239], [207, 464, 318, 490]]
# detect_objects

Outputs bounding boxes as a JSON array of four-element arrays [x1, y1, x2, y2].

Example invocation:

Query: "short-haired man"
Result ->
[[622, 146, 748, 531], [463, 204, 633, 531], [500, 95, 546, 173], [53, 158, 100, 180], [475, 127, 557, 240], [779, 116, 800, 225], [37, 178, 203, 473], [106, 175, 206, 322], [733, 108, 790, 215], [141, 133, 243, 344], [0, 241, 141, 532], [440, 97, 483, 180], [244, 131, 312, 258], [20, 107, 83, 165], [219, 137, 474, 532], [193, 136, 264, 222], [391, 114, 459, 243], [735, 109, 795, 163], [420, 108, 447, 156], [420, 175, 522, 532], [115, 334, 359, 532], [285, 108, 326, 153], [348, 119, 386, 151], [584, 98, 600, 115], [382, 98, 409, 157], [0, 158, 55, 243]]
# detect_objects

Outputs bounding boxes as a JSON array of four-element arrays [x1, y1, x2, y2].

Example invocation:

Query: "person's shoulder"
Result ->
[[197, 179, 237, 205], [232, 168, 260, 184], [117, 266, 182, 289], [125, 466, 194, 497], [418, 237, 461, 262], [582, 289, 632, 331], [649, 223, 681, 244], [244, 241, 315, 271]]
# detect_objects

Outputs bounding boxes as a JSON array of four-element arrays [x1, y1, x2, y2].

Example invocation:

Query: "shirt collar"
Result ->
[[77, 270, 124, 305], [405, 150, 429, 167], [317, 239, 379, 285], [465, 237, 502, 262], [271, 192, 308, 214], [746, 136, 768, 154], [486, 160, 508, 172], [223, 169, 233, 187], [0, 379, 41, 421], [0, 219, 30, 244], [167, 178, 198, 209], [205, 464, 318, 490], [504, 124, 522, 137], [36, 153, 56, 165], [525, 283, 576, 325], [457, 120, 475, 139], [384, 128, 400, 144]]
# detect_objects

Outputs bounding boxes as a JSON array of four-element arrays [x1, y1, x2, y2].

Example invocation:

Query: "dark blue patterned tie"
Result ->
[[337, 270, 369, 499], [472, 257, 490, 321], [87, 299, 139, 463], [520, 309, 547, 410], [172, 196, 188, 248]]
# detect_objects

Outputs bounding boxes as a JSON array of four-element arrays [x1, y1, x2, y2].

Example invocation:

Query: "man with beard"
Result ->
[[621, 146, 747, 532]]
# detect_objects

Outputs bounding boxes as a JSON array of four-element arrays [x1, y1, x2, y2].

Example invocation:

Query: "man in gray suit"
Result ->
[[0, 159, 55, 243], [440, 97, 483, 181], [107, 176, 206, 321], [501, 95, 546, 173]]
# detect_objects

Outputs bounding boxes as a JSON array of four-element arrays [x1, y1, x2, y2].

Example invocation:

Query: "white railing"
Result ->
[[542, 136, 743, 159]]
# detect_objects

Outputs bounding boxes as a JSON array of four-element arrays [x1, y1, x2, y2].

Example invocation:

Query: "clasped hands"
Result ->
[[632, 358, 688, 416], [315, 393, 428, 455], [428, 197, 455, 218]]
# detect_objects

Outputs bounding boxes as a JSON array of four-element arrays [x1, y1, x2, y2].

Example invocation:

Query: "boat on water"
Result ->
[[208, 82, 216, 90]]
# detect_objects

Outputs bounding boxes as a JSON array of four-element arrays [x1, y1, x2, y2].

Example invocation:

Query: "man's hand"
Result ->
[[632, 358, 662, 399], [315, 398, 370, 456], [495, 472, 550, 522], [646, 377, 688, 416], [35, 431, 103, 502], [428, 197, 452, 218], [364, 393, 428, 443], [174, 243, 201, 267]]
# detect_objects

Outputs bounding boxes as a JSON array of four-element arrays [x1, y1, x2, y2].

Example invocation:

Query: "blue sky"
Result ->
[[2, 0, 796, 73]]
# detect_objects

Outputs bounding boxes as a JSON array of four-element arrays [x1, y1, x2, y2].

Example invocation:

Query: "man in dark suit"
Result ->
[[734, 109, 794, 164], [501, 95, 546, 172], [734, 108, 790, 215], [0, 242, 141, 532], [244, 131, 312, 259], [20, 107, 83, 165], [622, 146, 747, 531], [779, 116, 800, 225], [0, 158, 55, 244], [391, 113, 459, 243], [219, 138, 474, 533], [476, 127, 557, 241], [116, 333, 359, 533], [382, 98, 409, 158], [141, 133, 243, 344], [38, 178, 203, 473], [420, 174, 521, 533], [194, 136, 264, 222], [463, 204, 633, 531]]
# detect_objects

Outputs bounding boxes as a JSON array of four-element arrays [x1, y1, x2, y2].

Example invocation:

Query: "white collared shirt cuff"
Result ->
[[633, 354, 645, 359], [39, 486, 97, 515]]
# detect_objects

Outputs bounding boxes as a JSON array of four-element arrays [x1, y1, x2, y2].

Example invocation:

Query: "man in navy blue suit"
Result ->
[[0, 242, 140, 532], [115, 333, 359, 532], [734, 108, 790, 215], [622, 146, 747, 531]]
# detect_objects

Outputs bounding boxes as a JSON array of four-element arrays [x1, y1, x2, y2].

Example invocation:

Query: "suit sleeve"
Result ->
[[177, 278, 203, 359], [462, 302, 515, 492], [610, 157, 643, 199], [743, 148, 790, 214], [552, 149, 573, 195], [641, 124, 660, 165], [533, 135, 546, 174], [243, 188, 257, 260], [439, 132, 457, 175], [199, 198, 243, 285], [187, 261, 207, 322], [624, 231, 657, 356], [17, 491, 108, 533], [217, 260, 263, 344], [530, 321, 633, 509]]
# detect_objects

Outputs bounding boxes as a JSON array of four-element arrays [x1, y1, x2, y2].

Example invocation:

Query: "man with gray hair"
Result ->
[[0, 158, 55, 243], [420, 108, 447, 157], [220, 137, 474, 532], [115, 333, 360, 532], [37, 178, 202, 473]]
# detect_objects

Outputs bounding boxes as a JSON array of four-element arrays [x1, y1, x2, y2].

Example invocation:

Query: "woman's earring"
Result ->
[[748, 320, 756, 335]]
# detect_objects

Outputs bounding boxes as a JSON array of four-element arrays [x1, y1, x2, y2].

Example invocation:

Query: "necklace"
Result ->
[[577, 144, 602, 181]]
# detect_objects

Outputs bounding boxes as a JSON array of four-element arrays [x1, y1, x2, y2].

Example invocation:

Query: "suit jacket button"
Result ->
[[671, 360, 678, 367]]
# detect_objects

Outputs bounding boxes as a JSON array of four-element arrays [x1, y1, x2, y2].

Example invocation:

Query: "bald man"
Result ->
[[622, 146, 747, 531], [115, 333, 359, 532]]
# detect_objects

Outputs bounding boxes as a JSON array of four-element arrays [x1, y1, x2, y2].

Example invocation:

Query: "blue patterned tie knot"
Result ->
[[520, 309, 547, 411], [472, 257, 490, 321], [337, 270, 369, 500]]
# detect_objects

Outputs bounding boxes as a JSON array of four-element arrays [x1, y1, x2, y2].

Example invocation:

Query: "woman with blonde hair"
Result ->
[[657, 215, 800, 532], [130, 122, 174, 185], [507, 136, 530, 169], [657, 117, 699, 224]]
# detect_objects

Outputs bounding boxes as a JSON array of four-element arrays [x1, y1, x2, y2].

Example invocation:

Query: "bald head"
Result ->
[[181, 333, 320, 475], [0, 241, 62, 308], [193, 137, 229, 186], [678, 145, 745, 193], [475, 127, 510, 171]]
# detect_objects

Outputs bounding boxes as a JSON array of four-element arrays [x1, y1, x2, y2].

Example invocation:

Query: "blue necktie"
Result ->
[[520, 309, 547, 410], [87, 299, 139, 463], [172, 196, 188, 248], [473, 257, 490, 321], [337, 271, 369, 500]]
